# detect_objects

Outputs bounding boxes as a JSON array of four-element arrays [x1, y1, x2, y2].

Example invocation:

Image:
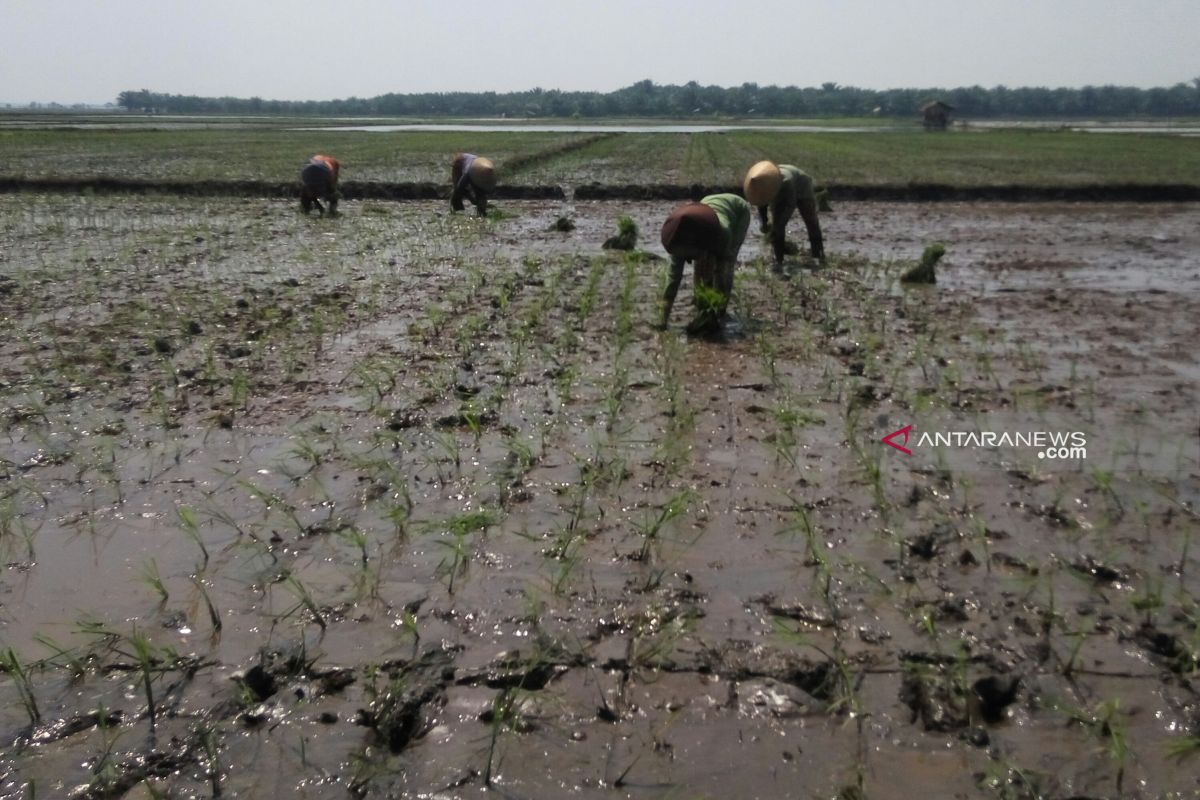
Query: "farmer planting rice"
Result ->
[[659, 193, 752, 330], [450, 153, 496, 216], [744, 160, 825, 266], [299, 154, 340, 215]]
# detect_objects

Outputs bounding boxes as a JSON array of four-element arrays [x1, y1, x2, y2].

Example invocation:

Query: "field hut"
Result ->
[[920, 100, 954, 130]]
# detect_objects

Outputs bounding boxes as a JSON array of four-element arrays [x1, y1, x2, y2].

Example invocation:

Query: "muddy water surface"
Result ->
[[0, 197, 1197, 799]]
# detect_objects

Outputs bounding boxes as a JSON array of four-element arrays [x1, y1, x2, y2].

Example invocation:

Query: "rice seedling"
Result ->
[[1061, 698, 1131, 794], [547, 540, 585, 597], [552, 363, 579, 405], [483, 687, 521, 786], [755, 331, 781, 389], [777, 493, 823, 566], [198, 496, 248, 540], [1060, 616, 1096, 677], [126, 629, 160, 730], [395, 608, 421, 658], [282, 574, 328, 632], [33, 633, 90, 681], [339, 526, 371, 569], [846, 416, 889, 521], [460, 402, 485, 446], [428, 430, 463, 479], [770, 402, 821, 470], [627, 605, 694, 672], [603, 365, 630, 434], [632, 489, 695, 563], [614, 254, 640, 350], [576, 258, 608, 324], [85, 705, 124, 797], [428, 509, 500, 594], [772, 617, 863, 717], [1167, 735, 1200, 763], [238, 478, 306, 536], [170, 505, 212, 570], [1090, 467, 1123, 516], [348, 355, 399, 413], [190, 576, 223, 636], [139, 559, 170, 606], [1132, 576, 1165, 626], [200, 723, 224, 796], [382, 492, 413, 539], [0, 647, 41, 726]]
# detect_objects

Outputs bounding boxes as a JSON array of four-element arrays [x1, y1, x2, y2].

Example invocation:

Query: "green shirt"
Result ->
[[776, 165, 818, 217], [700, 193, 752, 263]]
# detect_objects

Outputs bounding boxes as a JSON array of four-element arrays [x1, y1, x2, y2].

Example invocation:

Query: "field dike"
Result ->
[[500, 132, 620, 176], [0, 177, 566, 200], [2, 176, 1199, 202]]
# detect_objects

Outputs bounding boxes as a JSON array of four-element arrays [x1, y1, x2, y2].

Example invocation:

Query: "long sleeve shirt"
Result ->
[[454, 153, 478, 192], [699, 193, 752, 264], [775, 165, 821, 245]]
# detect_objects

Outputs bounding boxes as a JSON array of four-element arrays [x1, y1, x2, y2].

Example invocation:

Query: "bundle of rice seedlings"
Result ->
[[901, 243, 946, 284], [602, 216, 638, 251], [686, 284, 726, 334]]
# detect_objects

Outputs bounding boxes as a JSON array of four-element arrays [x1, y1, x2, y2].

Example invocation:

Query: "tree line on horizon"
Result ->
[[116, 79, 1200, 118]]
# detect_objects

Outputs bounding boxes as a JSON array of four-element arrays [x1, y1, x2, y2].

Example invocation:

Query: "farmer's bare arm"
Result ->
[[660, 256, 686, 328]]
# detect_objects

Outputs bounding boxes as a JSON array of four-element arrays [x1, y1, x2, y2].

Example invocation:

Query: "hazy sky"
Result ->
[[4, 0, 1198, 104]]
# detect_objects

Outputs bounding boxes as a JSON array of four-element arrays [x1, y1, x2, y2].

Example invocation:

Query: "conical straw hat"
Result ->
[[468, 157, 497, 191], [743, 160, 783, 206]]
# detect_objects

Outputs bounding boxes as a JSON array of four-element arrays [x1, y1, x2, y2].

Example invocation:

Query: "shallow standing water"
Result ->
[[0, 196, 1197, 799]]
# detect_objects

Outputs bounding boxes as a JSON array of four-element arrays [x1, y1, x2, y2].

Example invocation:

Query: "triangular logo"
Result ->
[[882, 424, 913, 455]]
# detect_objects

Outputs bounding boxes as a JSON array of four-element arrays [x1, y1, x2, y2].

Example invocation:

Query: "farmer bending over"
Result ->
[[659, 193, 751, 330], [451, 153, 496, 217], [744, 161, 825, 266], [300, 154, 341, 216]]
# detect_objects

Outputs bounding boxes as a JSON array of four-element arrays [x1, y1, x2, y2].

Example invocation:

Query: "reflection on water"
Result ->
[[303, 123, 904, 134], [4, 115, 1197, 136], [309, 121, 1200, 135]]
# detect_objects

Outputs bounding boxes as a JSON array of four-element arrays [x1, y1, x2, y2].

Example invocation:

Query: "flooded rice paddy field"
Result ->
[[0, 195, 1198, 799]]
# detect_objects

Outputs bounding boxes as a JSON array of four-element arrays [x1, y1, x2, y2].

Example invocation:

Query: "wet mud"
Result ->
[[4, 178, 1199, 204], [0, 196, 1197, 798]]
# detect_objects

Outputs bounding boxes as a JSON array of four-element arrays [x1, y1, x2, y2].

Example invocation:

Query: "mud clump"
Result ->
[[900, 669, 1019, 731], [240, 664, 278, 702], [972, 675, 1020, 723], [1133, 623, 1199, 674], [906, 522, 958, 560], [363, 647, 457, 753]]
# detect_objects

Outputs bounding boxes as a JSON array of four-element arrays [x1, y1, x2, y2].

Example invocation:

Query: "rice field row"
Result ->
[[3, 124, 1199, 188]]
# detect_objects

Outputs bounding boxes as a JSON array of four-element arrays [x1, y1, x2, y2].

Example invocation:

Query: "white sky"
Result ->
[[3, 0, 1198, 105]]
